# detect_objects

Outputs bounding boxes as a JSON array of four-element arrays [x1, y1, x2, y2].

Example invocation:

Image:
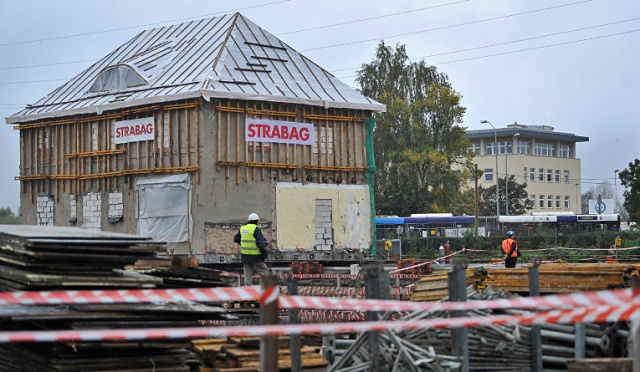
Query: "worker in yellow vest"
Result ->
[[233, 213, 269, 286], [501, 230, 520, 268]]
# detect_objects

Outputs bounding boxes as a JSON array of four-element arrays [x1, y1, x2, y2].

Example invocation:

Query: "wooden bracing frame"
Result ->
[[16, 100, 201, 201], [214, 99, 369, 185]]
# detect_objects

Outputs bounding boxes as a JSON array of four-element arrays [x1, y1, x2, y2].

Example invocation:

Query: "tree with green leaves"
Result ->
[[356, 42, 472, 216], [478, 175, 533, 216], [619, 159, 640, 224], [0, 207, 20, 224], [581, 189, 594, 215]]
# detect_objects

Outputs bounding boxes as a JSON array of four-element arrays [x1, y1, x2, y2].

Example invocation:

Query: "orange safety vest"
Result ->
[[501, 238, 519, 257]]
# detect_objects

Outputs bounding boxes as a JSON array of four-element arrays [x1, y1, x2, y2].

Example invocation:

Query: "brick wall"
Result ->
[[315, 199, 333, 250], [69, 194, 77, 222], [36, 196, 54, 226], [204, 222, 272, 254], [82, 192, 102, 230], [108, 191, 124, 222]]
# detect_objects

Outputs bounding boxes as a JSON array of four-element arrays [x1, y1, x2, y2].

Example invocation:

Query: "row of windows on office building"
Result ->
[[469, 141, 572, 158], [531, 194, 572, 210], [482, 168, 570, 184]]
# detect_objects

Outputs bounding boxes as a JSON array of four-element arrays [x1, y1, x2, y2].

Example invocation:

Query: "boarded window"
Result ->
[[136, 174, 191, 242]]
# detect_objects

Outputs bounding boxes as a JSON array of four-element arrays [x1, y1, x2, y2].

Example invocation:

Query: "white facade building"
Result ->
[[464, 123, 589, 214]]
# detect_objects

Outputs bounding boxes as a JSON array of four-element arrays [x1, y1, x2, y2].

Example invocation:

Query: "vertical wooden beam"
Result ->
[[19, 129, 25, 194], [226, 108, 230, 180], [153, 112, 159, 169], [55, 125, 59, 201], [324, 115, 329, 172], [99, 121, 102, 190], [169, 109, 174, 168], [186, 108, 191, 168], [160, 111, 165, 169], [39, 127, 43, 193], [29, 128, 34, 204], [361, 120, 367, 177], [244, 101, 249, 182], [107, 119, 111, 191], [260, 102, 265, 181], [301, 106, 306, 184], [216, 106, 221, 171], [236, 101, 240, 185], [339, 115, 344, 181], [78, 122, 86, 192], [144, 116, 149, 173], [74, 122, 78, 198], [195, 103, 200, 184], [332, 116, 338, 181], [176, 108, 182, 167]]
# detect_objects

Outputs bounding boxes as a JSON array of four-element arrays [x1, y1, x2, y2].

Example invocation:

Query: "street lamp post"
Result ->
[[575, 182, 581, 214], [481, 120, 499, 218], [614, 169, 619, 214], [505, 133, 520, 215]]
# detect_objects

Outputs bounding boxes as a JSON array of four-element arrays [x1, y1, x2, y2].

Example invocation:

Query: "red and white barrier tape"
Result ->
[[1, 285, 638, 315], [279, 287, 638, 313], [521, 246, 639, 253], [0, 286, 261, 306], [260, 286, 280, 305], [390, 249, 466, 274], [1, 303, 638, 343]]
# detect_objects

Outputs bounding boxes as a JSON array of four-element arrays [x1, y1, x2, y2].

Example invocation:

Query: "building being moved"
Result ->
[[6, 13, 385, 262]]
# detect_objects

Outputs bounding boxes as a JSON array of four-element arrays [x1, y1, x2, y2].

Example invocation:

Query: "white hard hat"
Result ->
[[248, 213, 259, 221]]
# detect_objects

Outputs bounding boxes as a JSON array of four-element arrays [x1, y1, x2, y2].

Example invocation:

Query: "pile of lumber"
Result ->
[[409, 268, 487, 302], [192, 336, 327, 371], [0, 225, 233, 372], [127, 256, 233, 288], [0, 225, 166, 290], [485, 263, 639, 294]]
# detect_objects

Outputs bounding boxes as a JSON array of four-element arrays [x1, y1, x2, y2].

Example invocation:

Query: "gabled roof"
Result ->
[[7, 13, 385, 124]]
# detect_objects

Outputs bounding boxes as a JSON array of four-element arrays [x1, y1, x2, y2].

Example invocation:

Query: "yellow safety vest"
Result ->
[[240, 224, 261, 256]]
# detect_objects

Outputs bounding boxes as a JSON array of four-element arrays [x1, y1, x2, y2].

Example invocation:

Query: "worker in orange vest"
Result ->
[[501, 230, 520, 268]]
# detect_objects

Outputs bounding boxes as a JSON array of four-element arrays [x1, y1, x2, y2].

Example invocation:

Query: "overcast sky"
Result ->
[[0, 0, 638, 214]]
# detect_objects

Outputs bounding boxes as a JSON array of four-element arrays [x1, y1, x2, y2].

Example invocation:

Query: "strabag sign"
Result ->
[[114, 117, 155, 145], [245, 119, 314, 145]]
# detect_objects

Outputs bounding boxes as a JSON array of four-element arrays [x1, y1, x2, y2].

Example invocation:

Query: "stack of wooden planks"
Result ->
[[192, 336, 327, 371], [485, 263, 639, 294], [0, 225, 233, 372], [409, 268, 487, 302]]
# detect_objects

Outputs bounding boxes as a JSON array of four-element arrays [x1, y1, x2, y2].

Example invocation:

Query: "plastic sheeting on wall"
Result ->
[[135, 173, 191, 243]]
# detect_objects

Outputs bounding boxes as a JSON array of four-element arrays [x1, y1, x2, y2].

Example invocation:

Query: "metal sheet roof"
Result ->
[[464, 128, 589, 142], [7, 13, 385, 124]]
